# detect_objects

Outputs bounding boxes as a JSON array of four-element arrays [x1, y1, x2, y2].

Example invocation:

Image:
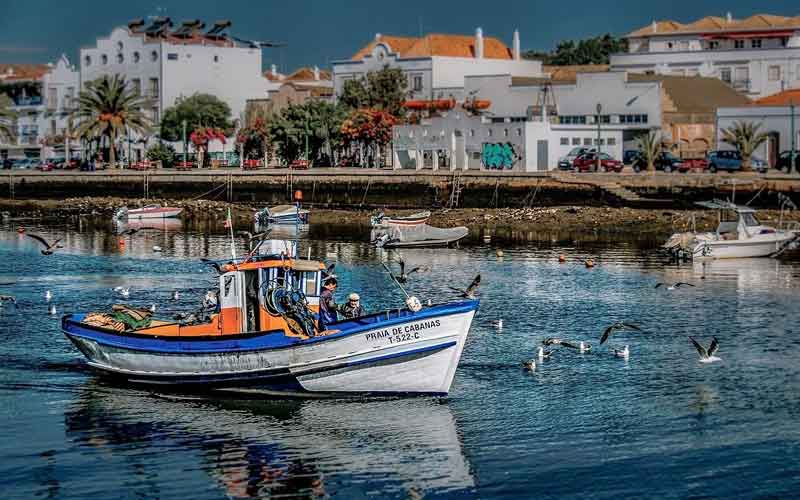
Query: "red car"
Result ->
[[572, 152, 624, 173]]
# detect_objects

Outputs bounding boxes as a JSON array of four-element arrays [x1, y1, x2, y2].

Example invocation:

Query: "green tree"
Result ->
[[268, 100, 347, 166], [160, 93, 234, 142], [523, 34, 628, 65], [0, 94, 17, 143], [339, 65, 408, 117], [635, 130, 661, 173], [340, 108, 397, 167], [721, 121, 768, 172], [146, 142, 176, 168], [72, 75, 152, 168]]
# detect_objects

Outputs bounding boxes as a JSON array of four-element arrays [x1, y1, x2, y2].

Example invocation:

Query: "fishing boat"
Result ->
[[371, 223, 469, 248], [664, 200, 800, 260], [255, 205, 310, 225], [115, 204, 183, 220], [370, 211, 431, 227], [61, 246, 478, 396]]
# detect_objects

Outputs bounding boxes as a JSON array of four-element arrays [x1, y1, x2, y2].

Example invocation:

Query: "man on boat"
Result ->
[[318, 277, 339, 330], [340, 293, 364, 319]]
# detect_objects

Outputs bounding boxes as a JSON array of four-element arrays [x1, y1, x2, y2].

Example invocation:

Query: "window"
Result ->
[[596, 138, 604, 146], [469, 129, 475, 137], [516, 128, 522, 136], [149, 78, 159, 98], [560, 137, 569, 145], [599, 115, 611, 124], [559, 115, 587, 125], [572, 137, 580, 145], [583, 138, 592, 146], [768, 65, 781, 81], [84, 55, 91, 66], [213, 55, 219, 63], [116, 53, 124, 64], [167, 53, 178, 60], [734, 40, 744, 49], [709, 41, 720, 50], [150, 50, 158, 62], [607, 137, 616, 146], [720, 68, 732, 83], [412, 74, 423, 92], [133, 51, 140, 63], [151, 107, 159, 123], [117, 41, 123, 51], [101, 54, 108, 65], [751, 39, 762, 49], [46, 87, 57, 109], [503, 129, 509, 137], [487, 129, 493, 137], [131, 78, 141, 96], [619, 114, 648, 124]]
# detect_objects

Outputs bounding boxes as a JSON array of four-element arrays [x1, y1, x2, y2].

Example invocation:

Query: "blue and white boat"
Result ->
[[61, 250, 478, 397], [254, 205, 310, 225]]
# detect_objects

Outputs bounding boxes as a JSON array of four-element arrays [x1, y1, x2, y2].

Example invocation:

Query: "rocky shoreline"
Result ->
[[2, 196, 799, 239]]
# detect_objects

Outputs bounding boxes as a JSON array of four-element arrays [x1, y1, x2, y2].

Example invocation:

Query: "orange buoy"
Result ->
[[585, 258, 596, 268], [293, 189, 303, 202], [118, 237, 126, 246], [558, 254, 566, 263], [16, 226, 25, 234]]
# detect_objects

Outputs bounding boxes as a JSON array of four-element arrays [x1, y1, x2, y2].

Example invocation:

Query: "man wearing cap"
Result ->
[[318, 277, 339, 330], [340, 293, 364, 319]]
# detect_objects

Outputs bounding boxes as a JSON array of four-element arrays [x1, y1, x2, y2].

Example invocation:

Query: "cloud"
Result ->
[[0, 46, 47, 54]]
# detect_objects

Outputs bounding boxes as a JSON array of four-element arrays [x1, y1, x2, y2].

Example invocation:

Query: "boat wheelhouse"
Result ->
[[62, 248, 478, 396], [255, 205, 310, 225]]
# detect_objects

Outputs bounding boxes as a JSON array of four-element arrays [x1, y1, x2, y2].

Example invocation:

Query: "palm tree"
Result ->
[[0, 94, 17, 143], [635, 130, 661, 173], [72, 75, 152, 168], [720, 121, 768, 172]]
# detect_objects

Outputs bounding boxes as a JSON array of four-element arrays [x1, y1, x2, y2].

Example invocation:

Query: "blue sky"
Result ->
[[0, 0, 797, 71]]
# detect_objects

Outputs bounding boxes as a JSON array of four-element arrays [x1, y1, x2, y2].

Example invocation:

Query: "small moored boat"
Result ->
[[116, 204, 183, 220], [370, 211, 431, 227], [371, 223, 468, 248], [61, 248, 478, 396], [664, 200, 800, 260], [255, 205, 310, 225]]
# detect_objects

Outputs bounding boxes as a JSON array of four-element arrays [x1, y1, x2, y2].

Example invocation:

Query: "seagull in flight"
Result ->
[[690, 337, 721, 363], [322, 263, 336, 280], [600, 321, 643, 344], [655, 282, 695, 290], [542, 337, 563, 346], [237, 230, 270, 250], [449, 274, 481, 299], [538, 346, 552, 361], [389, 251, 428, 284], [25, 233, 63, 255]]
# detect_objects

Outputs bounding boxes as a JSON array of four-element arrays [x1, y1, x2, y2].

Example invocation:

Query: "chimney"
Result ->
[[512, 29, 521, 60], [375, 33, 382, 41], [270, 64, 277, 77], [313, 65, 320, 81], [652, 20, 657, 33], [475, 27, 484, 59], [726, 12, 732, 23]]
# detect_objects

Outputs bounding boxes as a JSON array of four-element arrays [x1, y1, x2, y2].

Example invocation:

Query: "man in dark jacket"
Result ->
[[340, 293, 364, 319], [318, 277, 339, 330]]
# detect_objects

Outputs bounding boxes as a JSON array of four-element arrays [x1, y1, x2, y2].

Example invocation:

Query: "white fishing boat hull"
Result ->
[[126, 207, 183, 219], [692, 231, 799, 259], [63, 302, 477, 396]]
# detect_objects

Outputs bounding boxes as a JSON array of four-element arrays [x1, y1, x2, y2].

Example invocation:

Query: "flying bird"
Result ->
[[690, 336, 721, 363], [117, 227, 157, 236], [200, 258, 223, 274], [0, 295, 17, 308], [322, 263, 336, 280], [655, 282, 695, 290], [542, 337, 563, 346], [25, 233, 63, 255], [389, 252, 427, 284], [600, 322, 643, 344], [449, 274, 481, 299]]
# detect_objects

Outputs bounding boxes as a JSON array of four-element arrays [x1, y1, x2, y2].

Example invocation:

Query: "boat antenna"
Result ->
[[381, 262, 410, 299]]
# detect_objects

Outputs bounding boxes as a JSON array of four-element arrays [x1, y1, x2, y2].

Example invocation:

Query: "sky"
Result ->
[[0, 0, 798, 72]]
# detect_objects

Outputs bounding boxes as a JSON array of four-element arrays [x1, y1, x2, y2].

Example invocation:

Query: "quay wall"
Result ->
[[0, 169, 798, 209]]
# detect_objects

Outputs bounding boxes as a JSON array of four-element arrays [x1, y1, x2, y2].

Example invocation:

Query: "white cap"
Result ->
[[349, 293, 360, 301]]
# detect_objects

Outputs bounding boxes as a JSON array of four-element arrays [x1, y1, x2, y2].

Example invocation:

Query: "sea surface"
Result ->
[[1, 216, 799, 499]]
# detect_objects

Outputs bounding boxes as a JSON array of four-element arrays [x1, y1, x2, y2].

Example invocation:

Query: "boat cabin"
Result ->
[[698, 201, 774, 241]]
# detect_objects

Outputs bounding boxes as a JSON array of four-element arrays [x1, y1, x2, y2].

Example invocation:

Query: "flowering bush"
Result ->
[[190, 127, 227, 148], [236, 118, 270, 159], [340, 109, 396, 146]]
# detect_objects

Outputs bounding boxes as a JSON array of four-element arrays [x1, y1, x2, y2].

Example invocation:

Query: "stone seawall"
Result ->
[[1, 169, 798, 209]]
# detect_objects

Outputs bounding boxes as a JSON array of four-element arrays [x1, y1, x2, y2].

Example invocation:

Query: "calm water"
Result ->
[[1, 217, 800, 499]]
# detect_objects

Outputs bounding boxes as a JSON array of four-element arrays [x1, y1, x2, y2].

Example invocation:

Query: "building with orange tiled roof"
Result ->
[[0, 55, 79, 161], [332, 28, 544, 102], [611, 12, 800, 99]]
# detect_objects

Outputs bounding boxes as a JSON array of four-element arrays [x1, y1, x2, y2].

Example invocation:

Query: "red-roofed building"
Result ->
[[611, 12, 800, 99], [333, 28, 544, 102], [755, 88, 800, 105]]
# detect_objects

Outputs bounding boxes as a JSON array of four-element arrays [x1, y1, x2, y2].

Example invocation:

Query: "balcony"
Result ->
[[13, 96, 43, 107]]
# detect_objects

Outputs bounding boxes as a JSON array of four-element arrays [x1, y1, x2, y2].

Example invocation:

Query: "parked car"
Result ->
[[573, 152, 624, 173], [13, 158, 36, 169], [58, 159, 80, 170], [632, 151, 686, 173], [707, 150, 767, 173], [558, 147, 590, 170], [288, 159, 310, 169], [775, 151, 800, 173], [623, 150, 640, 165], [36, 160, 56, 171]]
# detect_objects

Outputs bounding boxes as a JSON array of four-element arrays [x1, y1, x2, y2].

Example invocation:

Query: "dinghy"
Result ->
[[370, 211, 431, 227], [371, 223, 469, 248], [61, 247, 478, 396], [255, 205, 310, 225], [115, 204, 183, 220]]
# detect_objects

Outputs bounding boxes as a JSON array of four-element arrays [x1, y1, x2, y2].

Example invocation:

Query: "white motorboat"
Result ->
[[116, 204, 183, 220], [370, 211, 431, 227], [371, 223, 469, 248], [255, 204, 310, 225], [664, 200, 800, 259]]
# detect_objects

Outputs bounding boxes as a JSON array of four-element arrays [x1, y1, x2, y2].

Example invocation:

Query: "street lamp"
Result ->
[[182, 119, 187, 167], [596, 103, 602, 172]]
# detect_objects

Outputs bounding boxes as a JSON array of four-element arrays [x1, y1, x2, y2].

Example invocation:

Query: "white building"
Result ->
[[392, 71, 665, 171], [610, 13, 800, 99], [332, 28, 543, 101], [0, 55, 79, 161], [80, 18, 268, 154]]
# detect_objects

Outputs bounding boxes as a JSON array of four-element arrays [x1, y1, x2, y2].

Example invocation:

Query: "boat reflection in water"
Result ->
[[65, 381, 474, 498]]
